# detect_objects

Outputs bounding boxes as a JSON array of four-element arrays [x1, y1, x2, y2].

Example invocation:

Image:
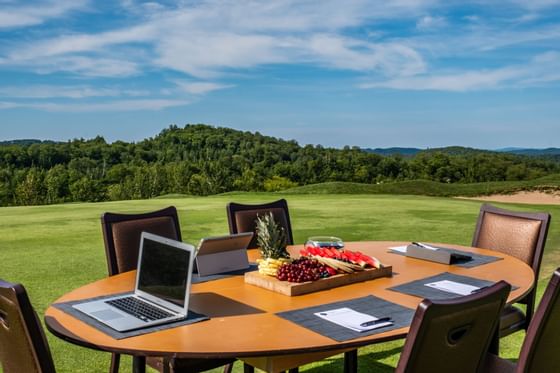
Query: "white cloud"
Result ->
[[416, 15, 447, 30], [3, 0, 435, 79], [174, 81, 233, 95], [1, 0, 559, 113], [0, 0, 89, 29], [360, 68, 521, 91], [22, 56, 141, 77], [307, 34, 426, 76], [0, 85, 147, 99], [0, 101, 19, 109], [360, 51, 560, 91], [0, 99, 190, 112], [509, 0, 560, 10], [155, 32, 286, 78]]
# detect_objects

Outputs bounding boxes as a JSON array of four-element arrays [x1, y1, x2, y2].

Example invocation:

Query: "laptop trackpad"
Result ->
[[91, 309, 124, 321]]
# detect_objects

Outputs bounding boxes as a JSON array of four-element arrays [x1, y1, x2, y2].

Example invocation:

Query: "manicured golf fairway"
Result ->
[[1, 193, 558, 372]]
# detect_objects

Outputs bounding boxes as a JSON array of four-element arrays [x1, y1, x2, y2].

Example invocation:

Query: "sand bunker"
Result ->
[[458, 191, 560, 205]]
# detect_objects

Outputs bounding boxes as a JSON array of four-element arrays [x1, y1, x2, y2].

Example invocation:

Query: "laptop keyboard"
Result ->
[[106, 296, 174, 321]]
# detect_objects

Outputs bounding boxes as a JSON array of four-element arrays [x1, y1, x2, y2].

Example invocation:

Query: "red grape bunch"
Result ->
[[276, 258, 331, 283]]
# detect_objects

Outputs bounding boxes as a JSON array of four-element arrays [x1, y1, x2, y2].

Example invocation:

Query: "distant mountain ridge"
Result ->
[[2, 138, 558, 157], [361, 147, 422, 156], [0, 139, 59, 146], [364, 146, 560, 157], [497, 148, 560, 156]]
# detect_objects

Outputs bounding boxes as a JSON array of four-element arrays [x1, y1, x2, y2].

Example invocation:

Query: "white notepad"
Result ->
[[424, 280, 480, 295], [314, 307, 393, 332]]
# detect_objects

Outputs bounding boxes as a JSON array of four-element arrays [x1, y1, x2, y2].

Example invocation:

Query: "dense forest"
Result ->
[[0, 124, 559, 206]]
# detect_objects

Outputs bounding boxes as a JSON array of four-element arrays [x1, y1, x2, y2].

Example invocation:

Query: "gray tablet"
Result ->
[[194, 232, 253, 276]]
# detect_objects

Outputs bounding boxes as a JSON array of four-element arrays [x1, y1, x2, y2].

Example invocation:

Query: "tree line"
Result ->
[[0, 124, 558, 206]]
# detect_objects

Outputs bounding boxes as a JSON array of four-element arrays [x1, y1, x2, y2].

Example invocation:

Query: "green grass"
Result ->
[[284, 175, 560, 197], [1, 193, 559, 372]]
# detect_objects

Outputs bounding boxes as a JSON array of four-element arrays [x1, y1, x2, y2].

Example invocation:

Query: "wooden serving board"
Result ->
[[244, 265, 393, 296]]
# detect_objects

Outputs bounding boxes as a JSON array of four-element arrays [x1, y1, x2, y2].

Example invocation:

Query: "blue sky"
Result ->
[[0, 0, 559, 149]]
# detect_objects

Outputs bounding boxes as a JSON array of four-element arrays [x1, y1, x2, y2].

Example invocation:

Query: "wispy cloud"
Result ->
[[1, 99, 190, 112], [416, 15, 447, 30], [3, 0, 435, 79], [0, 0, 89, 29], [0, 85, 147, 99], [360, 51, 560, 91], [1, 0, 560, 115], [174, 81, 233, 95]]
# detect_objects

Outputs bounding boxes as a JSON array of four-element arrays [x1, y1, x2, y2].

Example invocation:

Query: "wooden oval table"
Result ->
[[45, 242, 535, 373]]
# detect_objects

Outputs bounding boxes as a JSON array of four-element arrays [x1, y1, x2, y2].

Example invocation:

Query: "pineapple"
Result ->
[[255, 212, 291, 276]]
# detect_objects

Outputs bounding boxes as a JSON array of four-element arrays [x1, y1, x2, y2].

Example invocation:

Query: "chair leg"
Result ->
[[344, 350, 358, 373], [162, 357, 171, 373], [223, 362, 234, 373], [489, 331, 500, 355], [132, 356, 146, 373], [110, 353, 120, 373], [244, 362, 255, 373]]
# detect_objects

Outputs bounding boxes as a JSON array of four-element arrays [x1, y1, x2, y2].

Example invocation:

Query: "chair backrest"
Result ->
[[395, 281, 511, 373], [226, 199, 293, 249], [516, 268, 560, 373], [0, 279, 56, 373], [101, 206, 182, 276], [472, 203, 550, 271], [472, 203, 550, 318]]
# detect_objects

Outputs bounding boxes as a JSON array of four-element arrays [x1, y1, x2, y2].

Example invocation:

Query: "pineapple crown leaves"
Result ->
[[255, 212, 289, 259]]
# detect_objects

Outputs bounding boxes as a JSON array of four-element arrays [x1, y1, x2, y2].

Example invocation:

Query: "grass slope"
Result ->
[[1, 194, 560, 373], [284, 175, 560, 197]]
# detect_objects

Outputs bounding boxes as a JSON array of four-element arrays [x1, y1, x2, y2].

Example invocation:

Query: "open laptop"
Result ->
[[73, 232, 195, 332], [194, 232, 253, 276]]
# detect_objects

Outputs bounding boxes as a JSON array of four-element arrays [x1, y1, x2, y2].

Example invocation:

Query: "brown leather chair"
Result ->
[[101, 206, 234, 373], [226, 199, 294, 249], [395, 281, 511, 373], [472, 204, 551, 342], [483, 268, 560, 373], [227, 199, 298, 373], [0, 279, 57, 373]]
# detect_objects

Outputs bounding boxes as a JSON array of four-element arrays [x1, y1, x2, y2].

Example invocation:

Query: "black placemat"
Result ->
[[192, 263, 258, 284], [387, 272, 497, 300], [53, 292, 209, 340], [276, 295, 414, 342], [388, 246, 502, 268]]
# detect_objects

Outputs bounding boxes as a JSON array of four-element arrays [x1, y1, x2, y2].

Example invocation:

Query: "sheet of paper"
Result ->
[[314, 307, 393, 332], [390, 246, 408, 253], [424, 280, 480, 295]]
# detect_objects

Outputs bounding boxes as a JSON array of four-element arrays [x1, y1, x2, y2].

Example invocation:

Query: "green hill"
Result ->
[[284, 175, 560, 197], [1, 124, 559, 207]]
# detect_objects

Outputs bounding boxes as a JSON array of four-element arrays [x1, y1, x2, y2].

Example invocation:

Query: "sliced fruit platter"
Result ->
[[246, 246, 392, 296]]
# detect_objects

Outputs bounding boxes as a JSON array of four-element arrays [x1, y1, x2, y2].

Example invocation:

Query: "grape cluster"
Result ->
[[276, 258, 331, 283]]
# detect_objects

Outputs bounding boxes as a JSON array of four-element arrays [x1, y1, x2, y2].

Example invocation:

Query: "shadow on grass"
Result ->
[[301, 346, 402, 373]]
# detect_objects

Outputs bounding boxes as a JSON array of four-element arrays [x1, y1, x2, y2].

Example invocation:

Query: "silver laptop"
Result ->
[[194, 232, 253, 276], [73, 232, 195, 332]]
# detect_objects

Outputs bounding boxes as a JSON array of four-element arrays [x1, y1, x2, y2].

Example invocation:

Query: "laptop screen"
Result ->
[[137, 236, 191, 307]]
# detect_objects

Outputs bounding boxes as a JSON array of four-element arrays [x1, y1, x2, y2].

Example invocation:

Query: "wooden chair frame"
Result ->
[[396, 281, 511, 373], [0, 279, 56, 373], [484, 269, 560, 372]]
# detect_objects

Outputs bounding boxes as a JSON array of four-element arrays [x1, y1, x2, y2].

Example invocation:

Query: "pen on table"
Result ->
[[412, 242, 430, 249], [360, 317, 392, 327]]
